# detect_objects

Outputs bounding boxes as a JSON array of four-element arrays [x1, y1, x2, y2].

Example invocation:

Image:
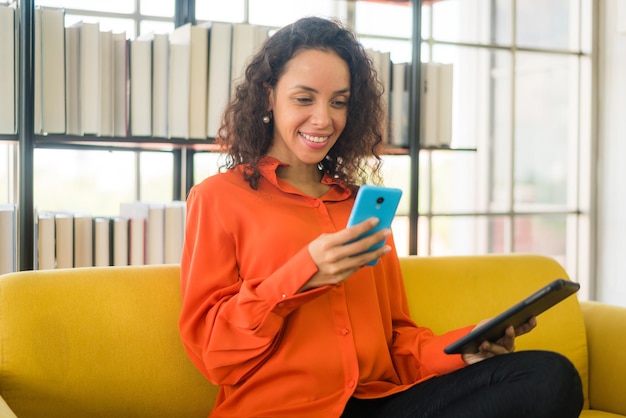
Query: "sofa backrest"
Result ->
[[0, 255, 589, 416], [399, 254, 589, 409], [0, 265, 218, 418]]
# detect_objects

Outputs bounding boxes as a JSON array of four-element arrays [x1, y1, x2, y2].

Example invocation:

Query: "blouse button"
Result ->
[[340, 328, 350, 336], [348, 380, 356, 388]]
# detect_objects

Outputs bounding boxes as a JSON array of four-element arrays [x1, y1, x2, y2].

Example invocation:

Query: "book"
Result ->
[[0, 204, 17, 275], [120, 202, 147, 265], [230, 23, 269, 93], [367, 49, 391, 143], [65, 23, 82, 136], [34, 7, 66, 135], [110, 216, 129, 266], [98, 30, 114, 137], [380, 51, 392, 143], [420, 62, 453, 147], [420, 62, 439, 147], [120, 201, 165, 265], [164, 201, 186, 264], [128, 217, 146, 266], [112, 32, 129, 137], [152, 33, 169, 138], [168, 43, 190, 139], [206, 21, 233, 138], [0, 5, 16, 135], [188, 24, 209, 139], [146, 204, 165, 264], [168, 23, 210, 139], [80, 21, 101, 135], [74, 213, 93, 267], [437, 63, 453, 147], [390, 62, 409, 147], [34, 8, 41, 133], [37, 212, 56, 270], [130, 32, 153, 137], [55, 213, 74, 269], [93, 216, 111, 267]]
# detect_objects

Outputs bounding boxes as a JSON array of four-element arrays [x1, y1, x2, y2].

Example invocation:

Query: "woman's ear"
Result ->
[[264, 82, 274, 112]]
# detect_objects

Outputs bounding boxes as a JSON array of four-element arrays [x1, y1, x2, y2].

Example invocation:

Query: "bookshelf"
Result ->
[[12, 0, 428, 271]]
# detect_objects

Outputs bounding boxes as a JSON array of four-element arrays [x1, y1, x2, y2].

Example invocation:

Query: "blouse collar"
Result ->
[[256, 156, 352, 201]]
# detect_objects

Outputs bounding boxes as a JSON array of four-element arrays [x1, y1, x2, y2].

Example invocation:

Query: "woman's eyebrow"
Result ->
[[290, 85, 351, 95]]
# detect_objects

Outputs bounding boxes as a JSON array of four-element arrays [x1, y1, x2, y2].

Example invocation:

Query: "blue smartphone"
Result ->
[[346, 185, 403, 266]]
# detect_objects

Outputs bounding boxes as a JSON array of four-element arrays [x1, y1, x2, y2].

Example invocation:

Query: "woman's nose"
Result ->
[[310, 104, 331, 127]]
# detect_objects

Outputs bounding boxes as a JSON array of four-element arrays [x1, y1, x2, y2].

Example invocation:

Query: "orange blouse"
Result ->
[[179, 157, 471, 418]]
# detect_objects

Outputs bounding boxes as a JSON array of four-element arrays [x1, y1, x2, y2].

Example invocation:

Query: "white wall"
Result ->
[[596, 0, 626, 306]]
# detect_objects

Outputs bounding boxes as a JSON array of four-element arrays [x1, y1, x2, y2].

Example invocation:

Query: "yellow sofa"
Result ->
[[0, 255, 624, 417]]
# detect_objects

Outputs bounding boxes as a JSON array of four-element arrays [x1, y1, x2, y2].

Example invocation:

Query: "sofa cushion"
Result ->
[[399, 254, 590, 409], [0, 265, 217, 418]]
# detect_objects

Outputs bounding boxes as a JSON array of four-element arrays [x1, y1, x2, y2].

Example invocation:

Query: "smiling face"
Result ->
[[266, 48, 351, 169]]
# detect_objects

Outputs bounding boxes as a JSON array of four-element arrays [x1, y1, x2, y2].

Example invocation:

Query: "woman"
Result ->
[[179, 16, 583, 418]]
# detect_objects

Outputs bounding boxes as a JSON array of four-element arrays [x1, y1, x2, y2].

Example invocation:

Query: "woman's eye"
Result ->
[[332, 99, 348, 108], [295, 97, 313, 104]]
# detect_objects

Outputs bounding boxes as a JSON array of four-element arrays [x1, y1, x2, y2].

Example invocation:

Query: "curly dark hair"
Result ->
[[216, 16, 386, 190]]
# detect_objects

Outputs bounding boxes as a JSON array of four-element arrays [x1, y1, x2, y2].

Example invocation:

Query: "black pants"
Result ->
[[341, 350, 583, 418]]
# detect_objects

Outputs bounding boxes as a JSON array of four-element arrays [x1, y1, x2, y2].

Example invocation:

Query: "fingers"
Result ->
[[325, 217, 391, 263], [310, 221, 390, 266], [500, 325, 516, 351], [316, 217, 379, 249], [303, 218, 392, 291], [342, 218, 390, 252], [514, 316, 537, 337], [465, 317, 537, 365], [478, 326, 516, 355], [343, 217, 381, 243]]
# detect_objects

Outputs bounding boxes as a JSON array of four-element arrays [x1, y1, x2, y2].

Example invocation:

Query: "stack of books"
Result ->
[[27, 6, 441, 145], [35, 200, 186, 270]]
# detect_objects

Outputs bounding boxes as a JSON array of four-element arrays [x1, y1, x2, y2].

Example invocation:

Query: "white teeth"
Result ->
[[301, 132, 328, 143]]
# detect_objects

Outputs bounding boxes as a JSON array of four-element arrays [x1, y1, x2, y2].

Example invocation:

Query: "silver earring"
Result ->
[[262, 112, 272, 124]]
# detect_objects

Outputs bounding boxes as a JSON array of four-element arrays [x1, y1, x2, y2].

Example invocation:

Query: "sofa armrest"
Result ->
[[0, 395, 17, 418], [580, 301, 626, 415]]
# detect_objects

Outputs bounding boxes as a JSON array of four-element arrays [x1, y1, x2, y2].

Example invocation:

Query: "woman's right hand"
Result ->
[[300, 218, 391, 292]]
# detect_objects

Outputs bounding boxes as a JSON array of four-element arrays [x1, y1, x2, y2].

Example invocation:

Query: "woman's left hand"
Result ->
[[461, 316, 537, 365]]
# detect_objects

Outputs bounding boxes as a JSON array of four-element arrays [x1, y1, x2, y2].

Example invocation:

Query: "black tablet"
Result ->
[[444, 279, 580, 355]]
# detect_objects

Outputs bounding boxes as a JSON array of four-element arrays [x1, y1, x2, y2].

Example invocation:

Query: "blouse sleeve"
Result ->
[[381, 245, 471, 382], [178, 184, 326, 385]]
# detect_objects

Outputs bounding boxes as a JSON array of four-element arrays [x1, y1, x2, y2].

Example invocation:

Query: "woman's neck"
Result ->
[[275, 164, 329, 198]]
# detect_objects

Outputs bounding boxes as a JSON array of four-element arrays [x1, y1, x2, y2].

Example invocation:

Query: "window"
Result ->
[[20, 0, 592, 284], [34, 149, 137, 215], [196, 0, 245, 23], [33, 0, 177, 216], [421, 0, 592, 294]]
